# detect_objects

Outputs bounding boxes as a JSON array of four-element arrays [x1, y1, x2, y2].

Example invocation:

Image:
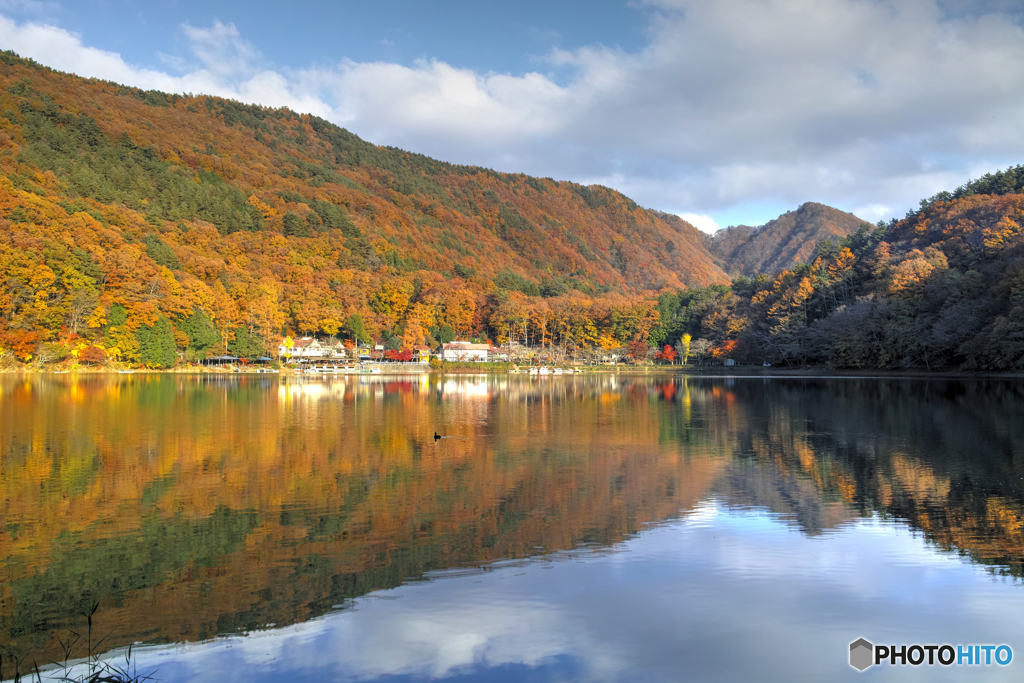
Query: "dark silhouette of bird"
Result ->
[[434, 432, 441, 441]]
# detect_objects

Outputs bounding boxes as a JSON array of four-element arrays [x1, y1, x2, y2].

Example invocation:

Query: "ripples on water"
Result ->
[[1, 374, 1023, 682]]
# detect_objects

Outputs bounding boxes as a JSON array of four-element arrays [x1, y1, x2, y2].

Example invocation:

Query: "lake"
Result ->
[[1, 373, 1022, 681]]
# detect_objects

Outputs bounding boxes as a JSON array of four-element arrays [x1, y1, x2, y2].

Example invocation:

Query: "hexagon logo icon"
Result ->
[[850, 638, 874, 671]]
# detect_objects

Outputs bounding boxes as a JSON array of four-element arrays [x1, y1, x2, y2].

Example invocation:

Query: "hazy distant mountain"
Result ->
[[708, 202, 869, 276]]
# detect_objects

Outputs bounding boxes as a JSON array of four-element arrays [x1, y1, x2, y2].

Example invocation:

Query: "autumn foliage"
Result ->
[[2, 51, 1024, 371], [0, 51, 731, 367], [647, 173, 1024, 370], [384, 349, 413, 362], [78, 345, 106, 364]]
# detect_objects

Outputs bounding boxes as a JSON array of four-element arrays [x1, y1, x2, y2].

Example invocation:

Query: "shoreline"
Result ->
[[2, 364, 1024, 379]]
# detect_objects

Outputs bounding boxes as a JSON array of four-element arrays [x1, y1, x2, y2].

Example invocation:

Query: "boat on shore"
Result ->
[[527, 366, 564, 375]]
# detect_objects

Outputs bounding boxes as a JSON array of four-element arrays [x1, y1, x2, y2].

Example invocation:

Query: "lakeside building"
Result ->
[[278, 337, 348, 360], [441, 341, 491, 362]]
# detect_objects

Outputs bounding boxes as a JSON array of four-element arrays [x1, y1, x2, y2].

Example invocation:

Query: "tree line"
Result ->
[[2, 51, 1024, 370]]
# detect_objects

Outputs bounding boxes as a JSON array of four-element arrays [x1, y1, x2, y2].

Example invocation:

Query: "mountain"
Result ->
[[6, 50, 1021, 372], [707, 202, 869, 276], [650, 165, 1024, 370], [0, 51, 738, 364]]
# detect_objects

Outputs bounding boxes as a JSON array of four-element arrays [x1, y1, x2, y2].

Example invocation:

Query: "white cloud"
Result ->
[[79, 508, 1024, 683], [0, 15, 176, 88], [678, 214, 721, 234], [852, 204, 892, 223], [2, 0, 1024, 224], [0, 15, 336, 117], [180, 21, 262, 80], [320, 59, 567, 144]]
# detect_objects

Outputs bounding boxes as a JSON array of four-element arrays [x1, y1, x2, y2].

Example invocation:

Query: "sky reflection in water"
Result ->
[[127, 503, 1024, 683], [2, 374, 1023, 682]]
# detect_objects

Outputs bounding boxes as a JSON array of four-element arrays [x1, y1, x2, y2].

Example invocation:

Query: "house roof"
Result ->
[[442, 343, 490, 351]]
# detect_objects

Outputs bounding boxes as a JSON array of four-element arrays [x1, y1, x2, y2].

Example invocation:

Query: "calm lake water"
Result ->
[[1, 373, 1023, 682]]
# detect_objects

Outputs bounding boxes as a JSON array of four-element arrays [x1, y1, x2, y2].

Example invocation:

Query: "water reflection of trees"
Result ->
[[679, 378, 1024, 577], [1, 375, 1022, 666]]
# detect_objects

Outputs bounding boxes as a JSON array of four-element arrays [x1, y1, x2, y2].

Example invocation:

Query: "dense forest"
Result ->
[[2, 51, 1024, 370], [0, 51, 727, 367], [660, 167, 1024, 370]]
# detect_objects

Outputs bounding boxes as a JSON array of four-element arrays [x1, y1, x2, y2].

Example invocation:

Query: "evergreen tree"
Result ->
[[437, 324, 456, 343], [346, 314, 370, 344], [179, 309, 221, 356], [136, 315, 177, 368], [107, 304, 128, 328], [305, 211, 322, 233], [228, 327, 265, 359], [144, 234, 181, 270], [282, 211, 308, 237]]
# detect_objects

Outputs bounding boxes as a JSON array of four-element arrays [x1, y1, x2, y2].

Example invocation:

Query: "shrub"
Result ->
[[79, 345, 107, 364]]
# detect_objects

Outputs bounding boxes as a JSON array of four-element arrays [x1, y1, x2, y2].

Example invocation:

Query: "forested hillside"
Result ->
[[3, 50, 1024, 371], [656, 166, 1024, 370], [707, 202, 868, 277], [0, 51, 727, 366]]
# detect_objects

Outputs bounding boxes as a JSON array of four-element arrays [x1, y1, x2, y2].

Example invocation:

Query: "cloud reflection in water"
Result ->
[[125, 502, 1024, 683]]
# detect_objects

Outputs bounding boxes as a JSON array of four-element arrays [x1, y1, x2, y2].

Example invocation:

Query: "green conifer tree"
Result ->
[[179, 309, 221, 356], [136, 315, 178, 368]]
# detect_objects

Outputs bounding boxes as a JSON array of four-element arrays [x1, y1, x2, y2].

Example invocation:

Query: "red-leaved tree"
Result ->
[[655, 345, 677, 364]]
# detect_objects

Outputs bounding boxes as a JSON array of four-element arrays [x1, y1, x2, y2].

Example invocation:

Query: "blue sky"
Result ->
[[41, 1, 648, 79], [66, 505, 1024, 682], [2, 0, 1024, 232]]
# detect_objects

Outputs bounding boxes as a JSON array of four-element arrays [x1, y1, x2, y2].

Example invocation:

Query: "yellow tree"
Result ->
[[552, 294, 600, 350], [888, 248, 947, 300], [438, 286, 478, 337], [609, 300, 661, 344], [489, 292, 529, 345], [405, 301, 438, 343], [371, 279, 414, 331], [529, 298, 552, 347], [677, 333, 692, 365]]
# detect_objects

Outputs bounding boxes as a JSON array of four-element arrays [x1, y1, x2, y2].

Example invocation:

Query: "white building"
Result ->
[[441, 341, 490, 362], [279, 337, 347, 360]]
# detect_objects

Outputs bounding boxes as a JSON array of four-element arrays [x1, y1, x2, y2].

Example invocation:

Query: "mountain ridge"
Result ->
[[0, 50, 739, 362], [0, 51, 728, 294], [8, 50, 1019, 372], [706, 201, 869, 277]]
